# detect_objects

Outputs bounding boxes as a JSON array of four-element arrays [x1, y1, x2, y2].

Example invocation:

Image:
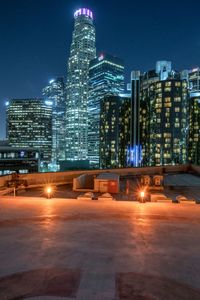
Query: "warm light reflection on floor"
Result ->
[[41, 199, 56, 230]]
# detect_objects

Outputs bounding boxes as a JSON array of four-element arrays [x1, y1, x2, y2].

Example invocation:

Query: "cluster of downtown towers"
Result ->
[[6, 8, 200, 171]]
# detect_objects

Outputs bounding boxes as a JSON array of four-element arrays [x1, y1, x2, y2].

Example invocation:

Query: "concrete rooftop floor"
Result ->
[[0, 197, 200, 300]]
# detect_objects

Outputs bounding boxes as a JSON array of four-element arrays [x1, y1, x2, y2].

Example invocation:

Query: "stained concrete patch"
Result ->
[[0, 268, 81, 300], [116, 272, 200, 300]]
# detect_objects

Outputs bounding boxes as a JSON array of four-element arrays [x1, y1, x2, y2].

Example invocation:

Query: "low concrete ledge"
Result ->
[[176, 195, 195, 203], [77, 196, 92, 201], [156, 198, 172, 203], [77, 192, 94, 201], [150, 194, 171, 202], [98, 197, 114, 201], [98, 193, 114, 201]]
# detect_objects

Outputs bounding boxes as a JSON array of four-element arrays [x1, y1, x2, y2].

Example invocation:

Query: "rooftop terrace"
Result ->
[[0, 197, 200, 299]]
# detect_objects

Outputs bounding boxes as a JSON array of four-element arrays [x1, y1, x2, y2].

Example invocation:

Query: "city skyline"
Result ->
[[1, 0, 200, 139]]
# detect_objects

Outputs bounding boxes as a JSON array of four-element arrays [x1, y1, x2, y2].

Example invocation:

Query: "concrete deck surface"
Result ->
[[0, 197, 200, 299]]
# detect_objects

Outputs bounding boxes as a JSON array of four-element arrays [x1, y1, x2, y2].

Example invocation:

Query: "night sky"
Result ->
[[1, 0, 200, 139]]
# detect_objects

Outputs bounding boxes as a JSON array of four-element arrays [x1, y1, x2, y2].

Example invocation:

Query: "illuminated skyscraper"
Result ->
[[188, 92, 200, 164], [100, 94, 131, 169], [99, 61, 190, 169], [139, 70, 159, 166], [128, 71, 142, 167], [88, 53, 124, 168], [6, 98, 52, 167], [188, 68, 200, 164], [141, 78, 188, 166], [66, 8, 96, 164], [130, 61, 188, 167], [128, 64, 166, 167], [43, 77, 65, 170]]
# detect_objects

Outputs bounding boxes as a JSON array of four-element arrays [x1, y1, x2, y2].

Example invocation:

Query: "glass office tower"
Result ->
[[65, 8, 96, 165], [129, 71, 141, 167], [6, 98, 52, 168], [88, 53, 124, 168], [43, 77, 65, 170]]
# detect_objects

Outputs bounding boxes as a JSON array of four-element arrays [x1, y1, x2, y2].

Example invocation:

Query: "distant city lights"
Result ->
[[45, 100, 53, 106]]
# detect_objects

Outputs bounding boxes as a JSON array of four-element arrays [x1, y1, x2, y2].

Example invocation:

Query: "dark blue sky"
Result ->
[[1, 0, 200, 139]]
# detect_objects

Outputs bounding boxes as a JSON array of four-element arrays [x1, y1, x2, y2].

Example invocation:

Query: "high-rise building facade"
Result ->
[[43, 77, 66, 169], [141, 79, 188, 166], [128, 62, 172, 167], [97, 61, 199, 169], [188, 69, 200, 164], [88, 53, 124, 168], [156, 61, 172, 81], [6, 98, 52, 166], [100, 94, 131, 169], [188, 92, 200, 164], [188, 68, 200, 92], [128, 71, 141, 167], [66, 8, 96, 163], [139, 70, 159, 166], [128, 62, 188, 167]]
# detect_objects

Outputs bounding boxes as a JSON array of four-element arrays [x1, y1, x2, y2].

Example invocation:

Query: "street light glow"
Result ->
[[140, 191, 145, 198], [46, 187, 52, 194]]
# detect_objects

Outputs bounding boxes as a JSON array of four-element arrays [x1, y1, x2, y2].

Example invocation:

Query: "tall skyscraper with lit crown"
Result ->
[[65, 8, 96, 165]]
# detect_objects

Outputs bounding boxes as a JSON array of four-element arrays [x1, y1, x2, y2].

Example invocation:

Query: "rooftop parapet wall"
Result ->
[[0, 174, 12, 188], [0, 164, 197, 188], [190, 165, 200, 175]]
